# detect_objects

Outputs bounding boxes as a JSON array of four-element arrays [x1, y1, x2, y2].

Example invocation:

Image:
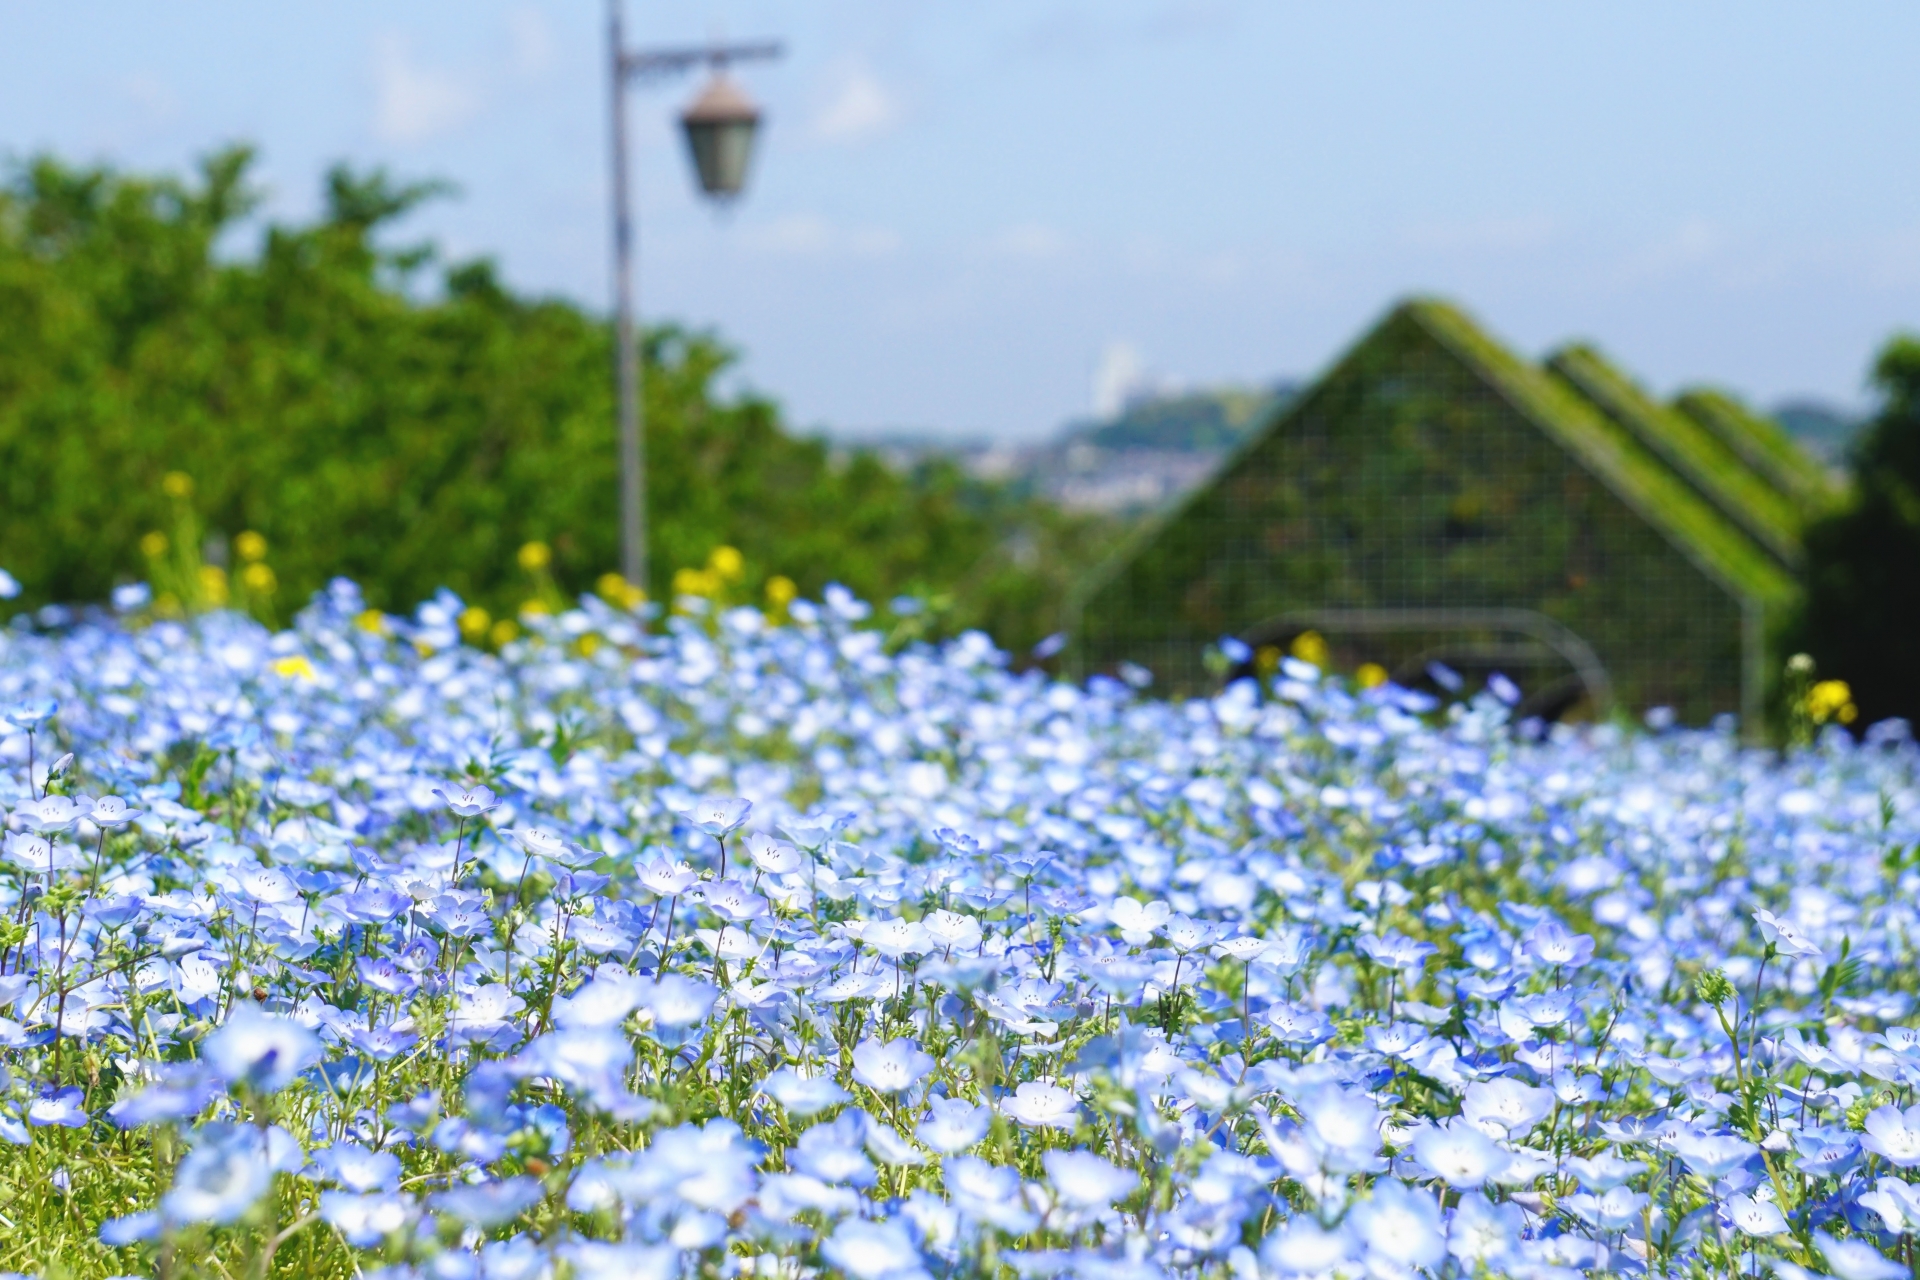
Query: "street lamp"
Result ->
[[607, 1, 781, 596], [680, 74, 763, 200]]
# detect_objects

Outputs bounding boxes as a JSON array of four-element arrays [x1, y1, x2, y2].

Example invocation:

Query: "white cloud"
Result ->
[[1621, 217, 1722, 281], [373, 32, 481, 145], [987, 223, 1069, 260], [1399, 215, 1559, 253], [813, 63, 900, 143], [746, 214, 902, 259], [506, 7, 557, 80]]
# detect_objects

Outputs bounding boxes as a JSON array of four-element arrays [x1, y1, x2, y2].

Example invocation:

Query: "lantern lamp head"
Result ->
[[679, 73, 762, 200]]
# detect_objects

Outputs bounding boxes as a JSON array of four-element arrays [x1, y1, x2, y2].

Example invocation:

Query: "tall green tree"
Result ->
[[1800, 336, 1920, 725], [0, 148, 1113, 650]]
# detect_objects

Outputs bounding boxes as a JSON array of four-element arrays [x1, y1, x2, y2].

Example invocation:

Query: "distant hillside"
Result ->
[[1062, 383, 1296, 454], [947, 382, 1298, 516], [1774, 400, 1863, 466]]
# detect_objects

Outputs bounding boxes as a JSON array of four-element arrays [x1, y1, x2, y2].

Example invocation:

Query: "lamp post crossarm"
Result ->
[[620, 41, 783, 82]]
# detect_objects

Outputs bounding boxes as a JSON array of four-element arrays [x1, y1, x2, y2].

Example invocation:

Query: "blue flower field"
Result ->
[[0, 580, 1913, 1279]]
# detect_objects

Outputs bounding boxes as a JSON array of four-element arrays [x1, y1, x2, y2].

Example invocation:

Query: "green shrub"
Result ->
[[0, 148, 1114, 652]]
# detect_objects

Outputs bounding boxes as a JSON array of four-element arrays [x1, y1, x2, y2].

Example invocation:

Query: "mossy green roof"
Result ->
[[1671, 386, 1840, 515], [1543, 344, 1804, 568], [1402, 300, 1798, 612]]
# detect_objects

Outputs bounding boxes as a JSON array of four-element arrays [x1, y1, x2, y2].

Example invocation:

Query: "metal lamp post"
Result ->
[[607, 0, 781, 595]]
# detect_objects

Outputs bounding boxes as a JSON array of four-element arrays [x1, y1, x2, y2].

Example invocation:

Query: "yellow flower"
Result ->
[[241, 563, 276, 593], [575, 632, 603, 658], [672, 567, 712, 599], [198, 564, 230, 607], [518, 541, 552, 572], [459, 606, 492, 641], [708, 545, 745, 582], [1356, 662, 1389, 689], [597, 572, 647, 611], [270, 654, 317, 681], [489, 618, 520, 648], [1290, 630, 1329, 669], [354, 609, 388, 635], [235, 531, 268, 562], [765, 575, 797, 608], [140, 532, 169, 559], [161, 472, 193, 499], [1808, 679, 1857, 726], [1253, 645, 1281, 678], [519, 598, 550, 618]]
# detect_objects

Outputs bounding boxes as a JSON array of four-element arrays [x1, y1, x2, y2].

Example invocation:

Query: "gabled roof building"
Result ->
[[1070, 299, 1835, 725]]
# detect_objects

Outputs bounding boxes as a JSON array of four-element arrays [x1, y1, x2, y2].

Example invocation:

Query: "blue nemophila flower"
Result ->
[[1356, 931, 1436, 973], [1818, 1231, 1909, 1280], [999, 1081, 1079, 1131], [311, 1142, 400, 1192], [1727, 1192, 1789, 1236], [26, 1088, 87, 1129], [503, 825, 588, 868], [1860, 1177, 1920, 1233], [790, 1111, 876, 1187], [109, 1063, 222, 1128], [1460, 1078, 1555, 1137], [1261, 1217, 1353, 1277], [1448, 1195, 1526, 1269], [319, 1190, 412, 1247], [684, 796, 752, 840], [1861, 1103, 1920, 1166], [1672, 1129, 1760, 1179], [1, 699, 56, 732], [620, 1119, 760, 1216], [431, 1176, 543, 1228], [1522, 918, 1596, 968], [14, 795, 84, 832], [1109, 896, 1170, 944], [761, 1067, 851, 1117], [944, 1156, 1038, 1233], [1043, 1149, 1137, 1210], [162, 1125, 277, 1225], [852, 1037, 934, 1094], [432, 783, 499, 818], [916, 1096, 990, 1153], [820, 1217, 928, 1280], [1410, 1117, 1507, 1187], [8, 578, 1920, 1274], [1349, 1181, 1446, 1272], [636, 974, 718, 1028], [203, 1004, 321, 1093]]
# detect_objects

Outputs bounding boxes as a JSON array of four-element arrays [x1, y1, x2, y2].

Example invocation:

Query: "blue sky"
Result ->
[[3, 2, 1916, 440]]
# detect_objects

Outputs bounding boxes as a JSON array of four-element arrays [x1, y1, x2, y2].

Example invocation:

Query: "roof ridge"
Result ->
[[1671, 386, 1839, 513], [1399, 300, 1796, 609], [1543, 344, 1803, 568]]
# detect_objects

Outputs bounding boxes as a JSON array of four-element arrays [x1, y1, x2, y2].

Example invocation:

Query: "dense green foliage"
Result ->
[[1800, 337, 1920, 725], [0, 148, 1113, 650]]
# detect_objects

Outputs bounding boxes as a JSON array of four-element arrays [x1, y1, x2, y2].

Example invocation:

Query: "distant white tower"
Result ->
[[1091, 341, 1148, 420]]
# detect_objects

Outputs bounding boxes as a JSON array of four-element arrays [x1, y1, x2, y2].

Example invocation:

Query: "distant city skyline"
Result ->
[[2, 2, 1914, 440]]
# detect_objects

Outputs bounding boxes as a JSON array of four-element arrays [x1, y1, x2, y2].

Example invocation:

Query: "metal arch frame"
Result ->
[[1237, 606, 1613, 716]]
